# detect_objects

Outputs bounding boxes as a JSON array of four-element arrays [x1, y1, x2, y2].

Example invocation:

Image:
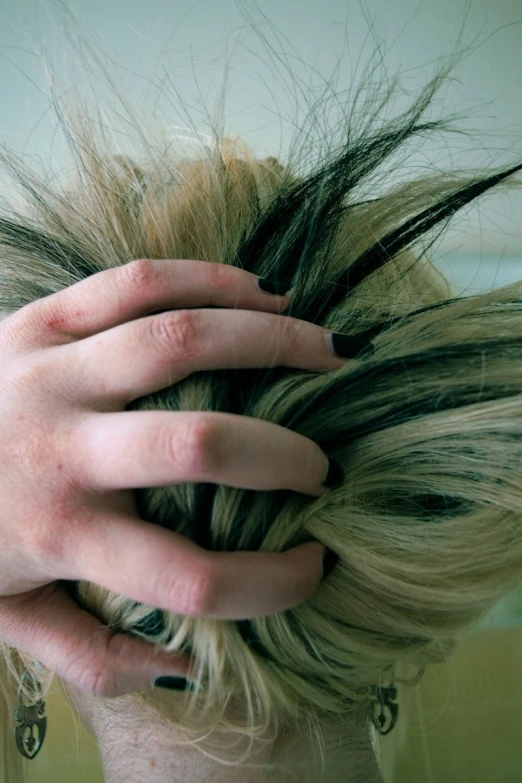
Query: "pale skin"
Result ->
[[64, 682, 384, 783], [0, 257, 353, 699]]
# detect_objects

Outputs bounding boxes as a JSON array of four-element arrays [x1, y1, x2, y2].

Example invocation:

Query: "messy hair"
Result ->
[[1, 34, 522, 782]]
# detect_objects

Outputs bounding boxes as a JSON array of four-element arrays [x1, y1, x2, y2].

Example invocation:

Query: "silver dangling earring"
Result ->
[[14, 663, 47, 759], [371, 684, 399, 735]]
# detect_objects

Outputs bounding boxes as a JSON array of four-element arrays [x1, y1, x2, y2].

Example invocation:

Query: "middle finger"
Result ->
[[64, 309, 356, 406]]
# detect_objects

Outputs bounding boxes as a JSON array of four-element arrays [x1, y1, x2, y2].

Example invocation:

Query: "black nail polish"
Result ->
[[322, 549, 338, 579], [152, 676, 187, 691], [257, 277, 292, 296], [329, 333, 375, 359], [322, 458, 345, 490]]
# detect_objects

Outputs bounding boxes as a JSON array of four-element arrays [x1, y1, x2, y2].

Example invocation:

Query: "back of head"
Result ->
[[1, 43, 522, 781]]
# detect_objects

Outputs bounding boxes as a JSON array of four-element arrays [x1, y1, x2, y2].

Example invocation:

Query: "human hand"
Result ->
[[0, 258, 352, 696]]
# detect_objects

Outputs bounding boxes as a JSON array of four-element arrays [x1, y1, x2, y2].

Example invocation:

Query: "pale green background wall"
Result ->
[[21, 627, 522, 782], [0, 0, 521, 255]]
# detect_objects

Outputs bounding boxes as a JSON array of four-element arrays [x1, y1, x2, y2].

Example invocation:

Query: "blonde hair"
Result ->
[[1, 45, 522, 782]]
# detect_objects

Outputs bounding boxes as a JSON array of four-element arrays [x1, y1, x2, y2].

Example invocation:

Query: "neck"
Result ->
[[66, 686, 383, 783]]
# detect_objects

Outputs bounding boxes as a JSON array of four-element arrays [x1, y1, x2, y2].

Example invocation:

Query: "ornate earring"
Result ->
[[371, 684, 399, 735], [14, 664, 47, 759]]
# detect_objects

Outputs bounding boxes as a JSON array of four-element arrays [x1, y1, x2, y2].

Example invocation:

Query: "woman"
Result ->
[[1, 45, 522, 782]]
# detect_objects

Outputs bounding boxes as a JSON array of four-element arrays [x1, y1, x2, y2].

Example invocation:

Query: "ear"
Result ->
[[263, 156, 286, 175], [112, 155, 147, 187]]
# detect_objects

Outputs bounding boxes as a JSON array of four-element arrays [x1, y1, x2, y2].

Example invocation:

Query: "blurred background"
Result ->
[[0, 0, 521, 780]]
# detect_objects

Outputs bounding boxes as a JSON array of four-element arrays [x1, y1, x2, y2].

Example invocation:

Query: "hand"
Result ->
[[0, 258, 348, 696]]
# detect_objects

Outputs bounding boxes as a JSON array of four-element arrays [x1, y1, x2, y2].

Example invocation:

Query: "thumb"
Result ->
[[0, 582, 191, 697]]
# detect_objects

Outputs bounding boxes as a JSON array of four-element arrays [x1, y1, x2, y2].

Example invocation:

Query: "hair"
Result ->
[[1, 32, 522, 783]]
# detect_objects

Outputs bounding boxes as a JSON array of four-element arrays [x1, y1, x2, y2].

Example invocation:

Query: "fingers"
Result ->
[[0, 583, 192, 698], [8, 259, 292, 349], [71, 410, 332, 496], [68, 308, 347, 405], [58, 510, 326, 618]]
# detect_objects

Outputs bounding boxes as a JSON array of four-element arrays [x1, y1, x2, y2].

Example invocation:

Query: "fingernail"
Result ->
[[151, 676, 188, 691], [321, 549, 338, 579], [151, 676, 204, 692], [322, 458, 345, 490], [257, 277, 293, 297], [328, 332, 375, 359]]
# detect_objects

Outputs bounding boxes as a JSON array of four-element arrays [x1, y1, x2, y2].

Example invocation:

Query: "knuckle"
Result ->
[[203, 261, 234, 293], [121, 258, 158, 291], [5, 290, 82, 345], [71, 635, 129, 698], [260, 315, 303, 366], [29, 523, 65, 566], [167, 558, 218, 617], [1, 417, 75, 568], [149, 310, 202, 360], [73, 658, 115, 698], [6, 356, 49, 394], [6, 299, 49, 337], [25, 495, 75, 568], [0, 304, 36, 349], [22, 488, 79, 574], [164, 416, 220, 478], [283, 317, 306, 358]]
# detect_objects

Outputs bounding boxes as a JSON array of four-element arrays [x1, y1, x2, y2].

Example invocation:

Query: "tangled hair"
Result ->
[[1, 40, 522, 782]]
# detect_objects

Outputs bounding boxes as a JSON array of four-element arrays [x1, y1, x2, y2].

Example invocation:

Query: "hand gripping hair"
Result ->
[[0, 42, 522, 782]]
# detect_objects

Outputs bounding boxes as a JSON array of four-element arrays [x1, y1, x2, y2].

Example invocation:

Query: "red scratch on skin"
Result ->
[[43, 311, 85, 332]]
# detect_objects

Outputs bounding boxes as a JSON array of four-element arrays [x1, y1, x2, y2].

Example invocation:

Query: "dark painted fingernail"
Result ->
[[257, 277, 293, 296], [321, 549, 338, 579], [322, 458, 345, 490], [152, 676, 187, 691], [329, 332, 375, 359]]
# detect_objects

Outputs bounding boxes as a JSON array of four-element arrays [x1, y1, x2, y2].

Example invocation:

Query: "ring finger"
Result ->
[[72, 410, 332, 497]]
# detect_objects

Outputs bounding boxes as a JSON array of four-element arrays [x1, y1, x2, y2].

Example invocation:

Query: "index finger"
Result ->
[[57, 514, 326, 620], [10, 259, 292, 348]]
